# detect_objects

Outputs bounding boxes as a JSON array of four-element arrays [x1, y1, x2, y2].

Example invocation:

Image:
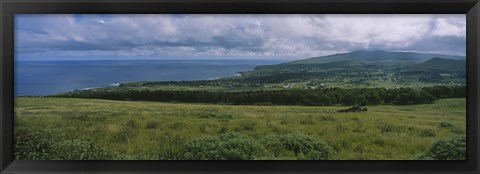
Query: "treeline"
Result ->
[[55, 85, 465, 106]]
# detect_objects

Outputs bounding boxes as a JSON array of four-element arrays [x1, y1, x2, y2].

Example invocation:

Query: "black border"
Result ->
[[1, 0, 479, 173]]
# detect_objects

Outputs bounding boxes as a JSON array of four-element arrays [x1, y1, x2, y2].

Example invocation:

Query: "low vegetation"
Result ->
[[182, 132, 267, 160], [15, 97, 466, 160], [419, 135, 466, 160]]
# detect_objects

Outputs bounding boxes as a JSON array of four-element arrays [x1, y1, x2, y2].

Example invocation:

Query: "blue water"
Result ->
[[15, 59, 283, 96]]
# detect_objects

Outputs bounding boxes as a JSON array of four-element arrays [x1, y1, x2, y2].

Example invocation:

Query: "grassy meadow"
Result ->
[[14, 97, 466, 160]]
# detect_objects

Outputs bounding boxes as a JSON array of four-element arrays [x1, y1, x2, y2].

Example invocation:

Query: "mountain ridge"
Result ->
[[241, 50, 466, 85], [280, 50, 464, 65], [401, 57, 466, 75]]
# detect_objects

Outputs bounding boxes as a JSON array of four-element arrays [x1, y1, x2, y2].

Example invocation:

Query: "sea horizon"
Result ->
[[15, 59, 285, 96]]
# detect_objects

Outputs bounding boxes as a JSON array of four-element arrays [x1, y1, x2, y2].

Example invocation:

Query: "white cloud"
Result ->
[[15, 14, 466, 60], [431, 17, 466, 37]]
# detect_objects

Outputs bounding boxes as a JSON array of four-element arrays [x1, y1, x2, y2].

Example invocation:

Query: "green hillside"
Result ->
[[239, 50, 465, 86], [401, 57, 466, 74], [397, 58, 466, 83], [261, 50, 464, 66]]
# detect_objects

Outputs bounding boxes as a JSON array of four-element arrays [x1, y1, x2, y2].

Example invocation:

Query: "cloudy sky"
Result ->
[[15, 14, 466, 60]]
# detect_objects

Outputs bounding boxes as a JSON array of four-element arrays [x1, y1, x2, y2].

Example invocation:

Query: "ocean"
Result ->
[[15, 59, 283, 96]]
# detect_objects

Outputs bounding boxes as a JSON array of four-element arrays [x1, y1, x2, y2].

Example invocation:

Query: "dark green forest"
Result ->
[[55, 85, 465, 106]]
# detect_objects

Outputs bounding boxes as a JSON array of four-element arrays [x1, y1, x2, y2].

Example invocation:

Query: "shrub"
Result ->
[[15, 127, 58, 160], [15, 127, 119, 160], [182, 132, 266, 160], [419, 135, 466, 160], [55, 140, 120, 160], [261, 133, 335, 160]]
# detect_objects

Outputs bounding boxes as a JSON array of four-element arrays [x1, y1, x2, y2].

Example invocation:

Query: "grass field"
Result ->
[[14, 97, 466, 160]]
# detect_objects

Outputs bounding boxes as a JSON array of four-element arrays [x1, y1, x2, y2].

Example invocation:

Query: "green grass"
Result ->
[[15, 97, 466, 160]]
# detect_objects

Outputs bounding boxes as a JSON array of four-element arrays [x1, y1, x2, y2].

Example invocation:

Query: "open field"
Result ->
[[15, 97, 466, 160]]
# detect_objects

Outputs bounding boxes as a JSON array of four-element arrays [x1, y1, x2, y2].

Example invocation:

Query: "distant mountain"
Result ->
[[259, 50, 464, 68], [398, 58, 466, 83], [239, 50, 466, 85], [402, 57, 466, 74]]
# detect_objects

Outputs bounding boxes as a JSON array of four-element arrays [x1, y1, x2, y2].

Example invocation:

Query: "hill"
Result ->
[[258, 50, 464, 68], [239, 50, 466, 86], [401, 57, 466, 74], [397, 57, 466, 83]]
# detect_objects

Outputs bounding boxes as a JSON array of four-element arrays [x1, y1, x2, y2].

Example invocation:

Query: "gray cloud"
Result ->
[[15, 14, 466, 60]]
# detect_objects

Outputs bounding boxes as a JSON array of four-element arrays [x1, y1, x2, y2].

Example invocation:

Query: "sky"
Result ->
[[15, 14, 466, 60]]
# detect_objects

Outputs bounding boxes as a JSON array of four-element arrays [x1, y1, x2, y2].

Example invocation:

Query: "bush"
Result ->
[[59, 85, 465, 106], [261, 133, 335, 160], [182, 132, 266, 160], [15, 127, 59, 160], [419, 135, 466, 160], [55, 140, 120, 160], [15, 127, 119, 160]]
